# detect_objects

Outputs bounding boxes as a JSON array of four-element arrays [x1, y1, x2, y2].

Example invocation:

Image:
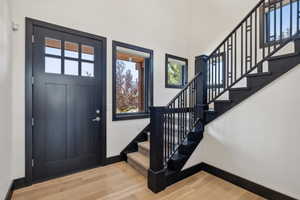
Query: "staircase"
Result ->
[[121, 0, 300, 193]]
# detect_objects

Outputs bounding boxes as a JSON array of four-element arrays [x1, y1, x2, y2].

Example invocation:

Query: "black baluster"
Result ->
[[208, 59, 211, 102], [250, 14, 253, 70], [210, 58, 212, 102], [290, 0, 293, 37], [241, 24, 244, 76], [172, 102, 175, 158], [230, 36, 233, 85], [280, 0, 283, 41], [246, 19, 248, 72], [263, 1, 266, 59], [226, 41, 229, 89], [234, 31, 237, 81], [214, 54, 217, 99], [218, 50, 221, 95], [255, 9, 258, 66], [297, 0, 299, 33], [268, 0, 271, 54], [274, 1, 277, 49]]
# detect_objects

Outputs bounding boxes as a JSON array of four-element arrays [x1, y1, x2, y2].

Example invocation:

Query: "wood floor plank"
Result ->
[[12, 162, 265, 200]]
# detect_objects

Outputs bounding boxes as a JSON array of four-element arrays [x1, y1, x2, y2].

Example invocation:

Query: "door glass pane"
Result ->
[[64, 59, 79, 76], [45, 57, 61, 74], [82, 45, 94, 61], [81, 62, 94, 77], [45, 38, 61, 56], [65, 41, 79, 58]]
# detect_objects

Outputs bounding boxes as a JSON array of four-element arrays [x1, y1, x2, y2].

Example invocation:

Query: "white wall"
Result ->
[[188, 0, 259, 57], [0, 0, 12, 198], [184, 0, 300, 199], [10, 0, 190, 178], [184, 65, 300, 199], [9, 0, 300, 198]]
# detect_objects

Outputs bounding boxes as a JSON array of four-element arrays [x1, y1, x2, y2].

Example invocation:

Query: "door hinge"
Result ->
[[32, 159, 35, 167], [31, 77, 34, 85], [32, 35, 35, 43], [32, 118, 35, 126]]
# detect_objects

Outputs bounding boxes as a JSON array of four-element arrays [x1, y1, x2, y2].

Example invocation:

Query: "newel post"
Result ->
[[148, 106, 166, 193], [195, 55, 209, 120]]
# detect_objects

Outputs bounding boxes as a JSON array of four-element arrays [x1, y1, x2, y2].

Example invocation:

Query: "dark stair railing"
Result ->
[[148, 0, 300, 193], [205, 0, 300, 104], [148, 71, 205, 192]]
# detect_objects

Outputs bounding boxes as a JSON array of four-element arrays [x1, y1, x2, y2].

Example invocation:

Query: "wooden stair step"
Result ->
[[138, 141, 150, 157], [138, 141, 150, 151], [127, 152, 149, 177]]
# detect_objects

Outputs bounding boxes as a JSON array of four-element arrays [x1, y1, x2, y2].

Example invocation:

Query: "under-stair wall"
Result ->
[[184, 61, 300, 199]]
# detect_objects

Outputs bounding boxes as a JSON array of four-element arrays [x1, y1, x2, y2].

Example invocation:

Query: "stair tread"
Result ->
[[138, 141, 150, 151], [127, 152, 149, 169], [246, 72, 272, 77], [229, 87, 250, 91], [214, 100, 232, 103], [205, 110, 216, 113], [268, 52, 300, 61]]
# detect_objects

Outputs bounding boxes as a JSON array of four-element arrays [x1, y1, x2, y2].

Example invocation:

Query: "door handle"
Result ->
[[92, 116, 101, 122]]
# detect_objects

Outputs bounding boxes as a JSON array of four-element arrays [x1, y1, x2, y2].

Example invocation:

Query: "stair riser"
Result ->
[[214, 102, 234, 114], [205, 112, 218, 123], [247, 75, 273, 89], [139, 142, 182, 158], [127, 157, 148, 177], [229, 90, 253, 103], [138, 146, 149, 157], [269, 54, 300, 75], [247, 55, 300, 89]]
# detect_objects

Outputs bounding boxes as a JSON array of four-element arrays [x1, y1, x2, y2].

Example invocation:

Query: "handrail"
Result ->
[[206, 0, 300, 104], [150, 72, 202, 166], [208, 0, 265, 57]]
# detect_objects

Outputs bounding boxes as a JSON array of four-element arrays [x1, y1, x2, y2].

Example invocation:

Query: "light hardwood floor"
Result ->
[[12, 162, 265, 200]]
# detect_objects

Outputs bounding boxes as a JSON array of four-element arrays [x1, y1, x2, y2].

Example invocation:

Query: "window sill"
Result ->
[[112, 113, 150, 121]]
